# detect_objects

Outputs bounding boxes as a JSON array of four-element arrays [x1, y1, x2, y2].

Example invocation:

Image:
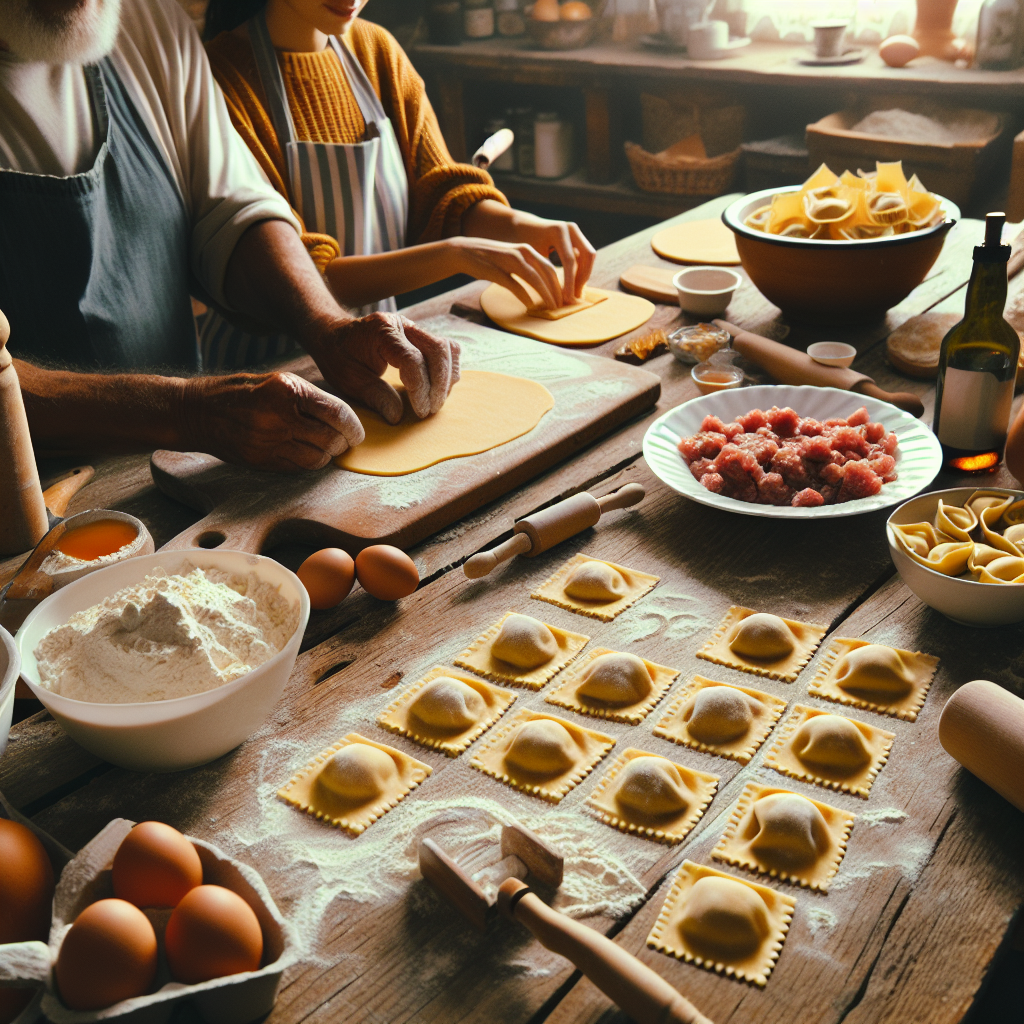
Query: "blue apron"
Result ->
[[199, 11, 409, 370], [0, 59, 198, 370]]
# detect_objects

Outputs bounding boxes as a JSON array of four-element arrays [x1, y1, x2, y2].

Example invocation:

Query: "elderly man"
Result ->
[[0, 0, 458, 472]]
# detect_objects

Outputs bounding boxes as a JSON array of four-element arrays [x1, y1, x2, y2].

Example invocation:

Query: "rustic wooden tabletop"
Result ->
[[2, 195, 1022, 1024]]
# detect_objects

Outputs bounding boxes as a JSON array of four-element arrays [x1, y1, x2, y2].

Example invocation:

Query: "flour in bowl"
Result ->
[[34, 565, 299, 703]]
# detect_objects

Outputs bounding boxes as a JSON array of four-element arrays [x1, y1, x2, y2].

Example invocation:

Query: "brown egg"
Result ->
[[112, 821, 203, 909], [55, 899, 157, 1011], [298, 547, 356, 610], [0, 820, 55, 1024], [879, 34, 920, 67], [355, 545, 420, 601], [165, 885, 263, 984], [560, 1, 593, 19], [531, 0, 561, 20]]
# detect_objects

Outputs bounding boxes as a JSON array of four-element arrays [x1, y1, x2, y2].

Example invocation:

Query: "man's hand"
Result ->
[[181, 372, 364, 472], [308, 312, 461, 425]]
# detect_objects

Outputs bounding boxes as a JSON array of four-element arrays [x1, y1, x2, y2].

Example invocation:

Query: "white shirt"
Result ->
[[0, 0, 301, 309]]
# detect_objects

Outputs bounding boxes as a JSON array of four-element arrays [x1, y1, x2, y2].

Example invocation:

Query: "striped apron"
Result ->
[[200, 11, 409, 369]]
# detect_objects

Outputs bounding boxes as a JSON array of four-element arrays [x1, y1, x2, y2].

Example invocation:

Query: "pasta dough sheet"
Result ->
[[527, 288, 607, 320], [586, 748, 719, 844], [650, 218, 741, 265], [480, 274, 655, 346], [336, 369, 554, 476]]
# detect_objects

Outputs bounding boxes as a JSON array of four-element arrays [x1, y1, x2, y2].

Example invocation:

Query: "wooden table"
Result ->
[[2, 196, 1022, 1024]]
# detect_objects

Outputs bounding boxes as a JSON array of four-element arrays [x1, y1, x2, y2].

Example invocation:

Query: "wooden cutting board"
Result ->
[[618, 265, 678, 305], [152, 315, 660, 554]]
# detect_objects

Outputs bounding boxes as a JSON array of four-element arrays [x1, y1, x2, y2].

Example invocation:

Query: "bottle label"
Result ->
[[937, 367, 1015, 450]]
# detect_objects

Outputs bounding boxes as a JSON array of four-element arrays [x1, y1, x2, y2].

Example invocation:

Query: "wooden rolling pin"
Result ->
[[0, 307, 48, 555], [714, 320, 925, 418], [464, 483, 645, 579], [939, 680, 1024, 813], [498, 879, 712, 1024]]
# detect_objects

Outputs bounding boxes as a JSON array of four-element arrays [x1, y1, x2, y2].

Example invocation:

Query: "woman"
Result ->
[[201, 0, 596, 367]]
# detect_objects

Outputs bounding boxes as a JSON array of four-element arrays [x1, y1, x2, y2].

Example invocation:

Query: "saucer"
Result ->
[[797, 48, 864, 65]]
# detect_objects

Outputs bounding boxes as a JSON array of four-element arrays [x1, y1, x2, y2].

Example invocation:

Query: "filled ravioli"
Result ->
[[532, 553, 659, 621], [698, 606, 826, 681]]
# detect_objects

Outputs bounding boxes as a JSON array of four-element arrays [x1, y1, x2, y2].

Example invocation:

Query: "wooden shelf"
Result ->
[[489, 169, 707, 217]]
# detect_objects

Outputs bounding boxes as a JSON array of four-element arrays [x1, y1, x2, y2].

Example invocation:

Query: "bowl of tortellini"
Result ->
[[887, 487, 1024, 627], [722, 162, 958, 325]]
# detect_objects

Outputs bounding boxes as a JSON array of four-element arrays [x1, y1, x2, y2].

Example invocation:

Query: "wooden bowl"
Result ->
[[722, 187, 959, 325], [526, 15, 598, 49]]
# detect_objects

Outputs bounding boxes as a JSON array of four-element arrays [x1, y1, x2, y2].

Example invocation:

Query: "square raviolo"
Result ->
[[586, 748, 718, 844], [712, 782, 855, 892], [455, 611, 590, 689], [697, 606, 827, 682], [764, 705, 895, 798], [544, 648, 678, 724], [808, 638, 938, 721], [653, 676, 787, 764], [278, 732, 431, 834], [647, 860, 795, 987], [377, 667, 517, 756], [470, 709, 614, 802], [531, 553, 660, 622]]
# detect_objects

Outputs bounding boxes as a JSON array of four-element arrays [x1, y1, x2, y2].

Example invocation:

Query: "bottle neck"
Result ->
[[964, 258, 1008, 320]]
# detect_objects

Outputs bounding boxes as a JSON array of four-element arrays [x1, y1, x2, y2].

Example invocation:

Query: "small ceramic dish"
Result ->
[[807, 342, 857, 368], [40, 510, 154, 590], [667, 322, 730, 365], [673, 267, 742, 318], [691, 361, 744, 395], [0, 625, 18, 758]]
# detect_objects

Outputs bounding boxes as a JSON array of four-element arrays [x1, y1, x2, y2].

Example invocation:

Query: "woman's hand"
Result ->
[[448, 236, 563, 309]]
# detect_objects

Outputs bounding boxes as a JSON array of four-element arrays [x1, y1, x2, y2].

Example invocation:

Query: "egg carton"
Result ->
[[0, 818, 299, 1024]]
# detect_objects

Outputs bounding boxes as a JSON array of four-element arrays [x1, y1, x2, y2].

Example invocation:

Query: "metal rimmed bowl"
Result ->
[[722, 186, 959, 324]]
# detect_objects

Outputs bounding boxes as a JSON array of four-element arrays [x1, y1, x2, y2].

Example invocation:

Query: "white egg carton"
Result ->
[[0, 817, 298, 1024]]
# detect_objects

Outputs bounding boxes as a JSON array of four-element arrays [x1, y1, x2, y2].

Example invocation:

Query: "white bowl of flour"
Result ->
[[14, 550, 309, 773]]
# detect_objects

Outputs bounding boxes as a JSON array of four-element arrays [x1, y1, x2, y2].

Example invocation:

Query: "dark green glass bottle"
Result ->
[[933, 212, 1021, 471]]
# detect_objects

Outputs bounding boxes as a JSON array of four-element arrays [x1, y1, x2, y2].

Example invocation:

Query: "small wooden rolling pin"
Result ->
[[498, 879, 713, 1024], [464, 483, 645, 579], [939, 680, 1024, 813], [714, 320, 925, 418]]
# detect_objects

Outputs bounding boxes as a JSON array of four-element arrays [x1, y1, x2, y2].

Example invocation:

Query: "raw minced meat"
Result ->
[[677, 405, 898, 508]]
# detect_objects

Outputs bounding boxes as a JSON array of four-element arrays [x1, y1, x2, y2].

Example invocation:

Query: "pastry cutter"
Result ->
[[463, 483, 645, 579], [419, 824, 713, 1024]]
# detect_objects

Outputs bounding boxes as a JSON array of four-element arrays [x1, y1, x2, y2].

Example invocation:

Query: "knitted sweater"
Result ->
[[206, 19, 508, 270]]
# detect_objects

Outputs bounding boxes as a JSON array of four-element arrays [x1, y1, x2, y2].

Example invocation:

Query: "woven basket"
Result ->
[[625, 142, 741, 196]]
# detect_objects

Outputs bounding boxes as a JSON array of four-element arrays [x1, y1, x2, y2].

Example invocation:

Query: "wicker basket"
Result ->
[[625, 141, 741, 196]]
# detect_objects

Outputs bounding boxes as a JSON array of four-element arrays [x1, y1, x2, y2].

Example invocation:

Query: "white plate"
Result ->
[[643, 385, 942, 519]]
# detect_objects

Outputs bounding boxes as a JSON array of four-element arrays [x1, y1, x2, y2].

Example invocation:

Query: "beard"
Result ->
[[0, 0, 122, 64]]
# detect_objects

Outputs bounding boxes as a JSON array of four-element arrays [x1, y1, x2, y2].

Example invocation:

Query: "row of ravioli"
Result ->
[[271, 551, 941, 987]]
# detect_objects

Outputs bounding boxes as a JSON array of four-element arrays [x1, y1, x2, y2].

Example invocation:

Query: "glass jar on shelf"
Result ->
[[534, 112, 574, 179], [464, 0, 496, 39], [513, 107, 535, 176], [495, 0, 526, 36]]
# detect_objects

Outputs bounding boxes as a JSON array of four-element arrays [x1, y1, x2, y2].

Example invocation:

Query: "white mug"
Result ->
[[811, 19, 848, 58], [687, 19, 729, 59]]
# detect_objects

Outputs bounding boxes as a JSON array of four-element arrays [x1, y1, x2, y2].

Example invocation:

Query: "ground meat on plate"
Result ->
[[676, 406, 899, 507]]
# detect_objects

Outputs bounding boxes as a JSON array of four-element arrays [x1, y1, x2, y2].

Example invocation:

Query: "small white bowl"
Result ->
[[673, 266, 742, 318], [807, 341, 857, 368], [15, 550, 309, 772], [886, 487, 1024, 627], [0, 625, 19, 757]]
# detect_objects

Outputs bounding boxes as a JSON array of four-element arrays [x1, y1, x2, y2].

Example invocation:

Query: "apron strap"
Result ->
[[247, 10, 299, 174], [327, 35, 389, 131]]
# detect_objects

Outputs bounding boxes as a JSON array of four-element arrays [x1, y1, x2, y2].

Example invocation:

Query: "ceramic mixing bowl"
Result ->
[[0, 625, 20, 757], [15, 550, 309, 772], [722, 186, 959, 324], [886, 487, 1024, 627]]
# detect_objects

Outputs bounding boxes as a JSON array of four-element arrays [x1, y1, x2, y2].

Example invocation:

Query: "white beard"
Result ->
[[0, 0, 122, 64]]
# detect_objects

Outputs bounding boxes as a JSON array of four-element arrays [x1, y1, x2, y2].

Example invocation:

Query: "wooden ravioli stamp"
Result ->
[[455, 611, 589, 689], [544, 648, 678, 724], [585, 748, 718, 844], [653, 676, 787, 764], [697, 607, 827, 682], [377, 666, 517, 756], [647, 860, 795, 987], [712, 782, 855, 892], [764, 705, 895, 798], [808, 638, 939, 721], [278, 732, 431, 835], [531, 553, 660, 622], [470, 708, 614, 802]]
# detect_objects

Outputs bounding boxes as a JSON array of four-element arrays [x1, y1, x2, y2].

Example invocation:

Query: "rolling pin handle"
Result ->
[[463, 532, 533, 579], [597, 483, 646, 513], [497, 879, 713, 1024], [852, 381, 925, 418]]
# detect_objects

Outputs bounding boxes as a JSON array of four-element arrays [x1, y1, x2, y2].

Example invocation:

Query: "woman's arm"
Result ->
[[324, 236, 563, 310], [461, 199, 597, 306]]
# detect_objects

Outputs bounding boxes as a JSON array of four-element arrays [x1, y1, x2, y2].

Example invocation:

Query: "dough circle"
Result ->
[[480, 284, 654, 346], [650, 218, 740, 266], [336, 369, 553, 476]]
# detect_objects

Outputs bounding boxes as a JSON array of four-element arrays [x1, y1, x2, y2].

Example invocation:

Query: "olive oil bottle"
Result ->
[[933, 212, 1021, 471]]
